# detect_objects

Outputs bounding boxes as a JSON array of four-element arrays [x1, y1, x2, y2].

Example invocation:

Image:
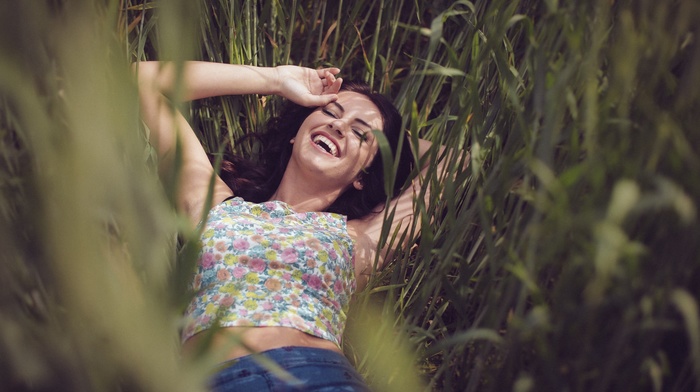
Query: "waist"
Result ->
[[182, 326, 342, 361], [207, 346, 369, 391]]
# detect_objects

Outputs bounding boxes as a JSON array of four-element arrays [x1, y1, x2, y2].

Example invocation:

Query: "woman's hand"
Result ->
[[275, 65, 343, 107]]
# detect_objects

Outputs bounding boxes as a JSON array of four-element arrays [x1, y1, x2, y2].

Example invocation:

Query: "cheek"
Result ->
[[363, 142, 379, 162], [297, 113, 324, 134], [353, 146, 377, 173]]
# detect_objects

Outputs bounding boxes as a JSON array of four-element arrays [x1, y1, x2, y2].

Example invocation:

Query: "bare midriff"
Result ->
[[182, 326, 342, 361]]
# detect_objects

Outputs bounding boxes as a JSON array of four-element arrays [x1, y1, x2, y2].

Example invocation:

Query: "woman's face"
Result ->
[[290, 91, 383, 192]]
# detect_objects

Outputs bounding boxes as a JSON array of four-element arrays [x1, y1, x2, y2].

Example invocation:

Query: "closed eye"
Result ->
[[322, 108, 339, 118], [353, 128, 368, 142]]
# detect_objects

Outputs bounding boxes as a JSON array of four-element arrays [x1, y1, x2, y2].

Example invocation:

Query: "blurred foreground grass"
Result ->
[[1, 1, 699, 391]]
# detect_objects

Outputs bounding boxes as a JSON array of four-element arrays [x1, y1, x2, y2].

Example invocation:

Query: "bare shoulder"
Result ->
[[179, 173, 234, 226]]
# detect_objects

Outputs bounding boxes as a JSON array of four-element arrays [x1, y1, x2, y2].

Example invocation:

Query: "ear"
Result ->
[[290, 138, 295, 144], [352, 178, 363, 190]]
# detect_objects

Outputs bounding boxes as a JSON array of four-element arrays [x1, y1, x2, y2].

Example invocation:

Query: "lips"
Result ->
[[311, 132, 340, 157]]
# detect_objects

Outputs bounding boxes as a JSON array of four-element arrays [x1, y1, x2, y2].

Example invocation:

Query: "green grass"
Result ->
[[1, 0, 699, 391]]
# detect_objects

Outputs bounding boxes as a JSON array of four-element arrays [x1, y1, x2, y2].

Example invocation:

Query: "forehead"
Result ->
[[334, 91, 383, 129]]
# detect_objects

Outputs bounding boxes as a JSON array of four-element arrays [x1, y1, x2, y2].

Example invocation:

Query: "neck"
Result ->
[[270, 173, 344, 213]]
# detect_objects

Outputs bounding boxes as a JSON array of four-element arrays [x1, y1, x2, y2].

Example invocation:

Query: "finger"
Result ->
[[326, 71, 336, 85], [325, 77, 342, 95], [316, 68, 340, 81], [321, 67, 340, 76], [304, 93, 338, 107]]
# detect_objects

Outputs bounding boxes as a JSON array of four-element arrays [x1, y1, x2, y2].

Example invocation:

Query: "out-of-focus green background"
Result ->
[[1, 1, 699, 391]]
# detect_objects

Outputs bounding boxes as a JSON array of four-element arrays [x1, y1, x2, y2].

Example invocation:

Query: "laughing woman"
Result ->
[[134, 61, 431, 391]]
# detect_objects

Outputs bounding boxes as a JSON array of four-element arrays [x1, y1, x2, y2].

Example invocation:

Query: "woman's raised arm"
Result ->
[[349, 139, 451, 290], [133, 61, 342, 225]]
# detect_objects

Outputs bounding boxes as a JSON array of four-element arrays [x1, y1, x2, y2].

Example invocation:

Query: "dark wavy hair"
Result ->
[[216, 81, 413, 220]]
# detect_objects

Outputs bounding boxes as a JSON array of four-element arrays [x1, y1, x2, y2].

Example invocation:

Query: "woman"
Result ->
[[134, 61, 431, 391]]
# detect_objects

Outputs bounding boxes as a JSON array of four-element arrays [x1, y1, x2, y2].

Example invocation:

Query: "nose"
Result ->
[[327, 120, 346, 138]]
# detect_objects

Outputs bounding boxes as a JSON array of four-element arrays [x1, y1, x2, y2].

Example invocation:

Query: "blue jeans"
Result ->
[[209, 346, 371, 391]]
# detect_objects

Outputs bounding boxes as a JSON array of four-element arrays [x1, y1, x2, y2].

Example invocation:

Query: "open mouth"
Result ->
[[312, 134, 339, 157]]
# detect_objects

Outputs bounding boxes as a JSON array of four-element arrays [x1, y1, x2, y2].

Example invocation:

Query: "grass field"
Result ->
[[1, 0, 699, 391]]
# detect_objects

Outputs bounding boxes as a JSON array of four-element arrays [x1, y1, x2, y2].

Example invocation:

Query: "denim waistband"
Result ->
[[210, 346, 370, 391]]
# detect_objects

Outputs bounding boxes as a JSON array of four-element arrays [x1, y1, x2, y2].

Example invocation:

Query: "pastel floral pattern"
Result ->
[[182, 197, 356, 346]]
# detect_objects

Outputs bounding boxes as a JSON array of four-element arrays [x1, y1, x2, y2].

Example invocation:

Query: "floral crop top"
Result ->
[[181, 197, 356, 347]]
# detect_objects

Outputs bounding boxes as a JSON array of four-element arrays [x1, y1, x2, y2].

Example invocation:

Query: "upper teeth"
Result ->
[[312, 135, 338, 157]]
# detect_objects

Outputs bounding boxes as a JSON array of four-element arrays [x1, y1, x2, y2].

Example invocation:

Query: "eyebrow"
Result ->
[[330, 102, 373, 130]]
